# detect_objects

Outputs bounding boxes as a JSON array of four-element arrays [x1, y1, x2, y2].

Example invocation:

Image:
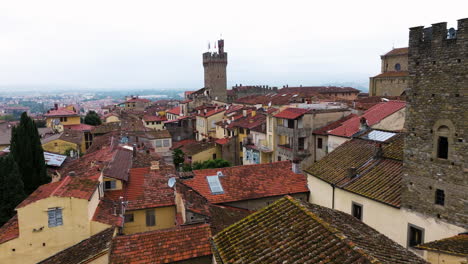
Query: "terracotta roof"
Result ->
[[124, 166, 176, 211], [125, 98, 151, 103], [305, 134, 404, 207], [383, 47, 408, 56], [274, 107, 310, 119], [143, 129, 171, 139], [91, 122, 121, 135], [174, 141, 216, 156], [0, 215, 19, 244], [183, 161, 309, 204], [58, 130, 84, 145], [171, 139, 197, 149], [103, 149, 133, 181], [373, 71, 409, 78], [166, 106, 181, 115], [215, 138, 230, 145], [45, 107, 79, 117], [212, 196, 428, 264], [142, 115, 166, 122], [17, 175, 100, 209], [109, 224, 212, 264], [59, 143, 116, 178], [279, 86, 360, 94], [415, 233, 468, 256], [63, 124, 95, 132], [351, 96, 405, 111], [313, 114, 357, 135], [209, 205, 252, 235], [92, 199, 124, 227], [227, 111, 266, 130], [38, 227, 115, 264], [329, 101, 406, 137]]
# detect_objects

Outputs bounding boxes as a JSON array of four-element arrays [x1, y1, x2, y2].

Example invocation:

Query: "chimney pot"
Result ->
[[347, 167, 357, 178]]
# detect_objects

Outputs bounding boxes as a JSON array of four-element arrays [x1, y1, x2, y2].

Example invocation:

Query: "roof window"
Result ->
[[207, 175, 224, 194]]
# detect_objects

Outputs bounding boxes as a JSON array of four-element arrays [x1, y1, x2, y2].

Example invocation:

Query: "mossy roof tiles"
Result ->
[[415, 233, 468, 256], [212, 196, 428, 264], [304, 135, 404, 207]]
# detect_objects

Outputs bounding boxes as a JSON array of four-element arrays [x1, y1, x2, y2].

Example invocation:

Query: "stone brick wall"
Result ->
[[402, 18, 468, 228], [381, 54, 408, 72], [203, 51, 227, 102], [369, 76, 409, 96]]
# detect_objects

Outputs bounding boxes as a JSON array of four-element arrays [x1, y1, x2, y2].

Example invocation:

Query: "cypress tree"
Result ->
[[0, 155, 26, 226], [10, 112, 50, 194]]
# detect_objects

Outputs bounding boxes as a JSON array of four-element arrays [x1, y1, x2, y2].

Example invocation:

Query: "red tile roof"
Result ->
[[279, 86, 360, 94], [124, 166, 176, 211], [227, 111, 266, 130], [142, 115, 167, 122], [197, 107, 225, 117], [63, 124, 95, 132], [212, 196, 428, 264], [125, 98, 151, 103], [109, 224, 212, 264], [373, 71, 409, 78], [0, 215, 19, 244], [274, 107, 310, 119], [183, 161, 309, 204], [166, 106, 181, 115], [16, 174, 100, 209], [215, 138, 230, 145], [45, 107, 79, 117], [313, 114, 357, 135], [383, 47, 408, 56], [92, 200, 124, 227], [329, 101, 406, 137]]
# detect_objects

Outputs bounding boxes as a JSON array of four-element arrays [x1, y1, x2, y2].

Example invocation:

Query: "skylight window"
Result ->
[[207, 175, 224, 194], [364, 130, 396, 142]]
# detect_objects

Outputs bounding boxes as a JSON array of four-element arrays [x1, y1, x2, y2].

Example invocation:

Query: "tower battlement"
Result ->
[[409, 18, 467, 55], [202, 51, 228, 64]]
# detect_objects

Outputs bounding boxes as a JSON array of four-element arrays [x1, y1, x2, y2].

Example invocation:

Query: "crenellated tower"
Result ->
[[402, 18, 468, 228], [203, 39, 228, 102]]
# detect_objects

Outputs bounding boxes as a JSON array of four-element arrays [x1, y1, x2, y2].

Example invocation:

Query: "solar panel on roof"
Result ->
[[207, 175, 224, 194]]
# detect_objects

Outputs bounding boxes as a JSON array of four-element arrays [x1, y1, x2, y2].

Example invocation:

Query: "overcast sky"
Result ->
[[1, 0, 467, 92]]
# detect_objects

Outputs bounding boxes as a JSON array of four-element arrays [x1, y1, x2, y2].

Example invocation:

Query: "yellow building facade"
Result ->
[[0, 188, 111, 264], [122, 206, 176, 235], [42, 138, 85, 156]]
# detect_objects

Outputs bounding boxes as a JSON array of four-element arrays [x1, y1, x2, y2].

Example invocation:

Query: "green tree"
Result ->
[[0, 115, 15, 121], [172, 149, 185, 169], [84, 111, 102, 126], [191, 159, 231, 170], [10, 112, 50, 194], [0, 155, 26, 226]]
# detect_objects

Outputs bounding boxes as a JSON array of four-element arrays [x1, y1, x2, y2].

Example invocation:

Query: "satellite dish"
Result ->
[[168, 177, 176, 188]]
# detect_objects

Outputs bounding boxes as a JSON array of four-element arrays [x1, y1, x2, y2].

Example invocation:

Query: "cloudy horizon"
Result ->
[[1, 0, 467, 92]]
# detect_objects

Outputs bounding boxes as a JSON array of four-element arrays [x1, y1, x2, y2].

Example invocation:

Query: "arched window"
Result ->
[[394, 63, 401, 71]]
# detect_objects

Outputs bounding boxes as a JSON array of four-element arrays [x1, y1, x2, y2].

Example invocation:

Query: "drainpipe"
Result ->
[[331, 183, 336, 209]]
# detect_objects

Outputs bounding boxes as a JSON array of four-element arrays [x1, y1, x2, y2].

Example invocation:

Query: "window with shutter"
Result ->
[[48, 208, 63, 227]]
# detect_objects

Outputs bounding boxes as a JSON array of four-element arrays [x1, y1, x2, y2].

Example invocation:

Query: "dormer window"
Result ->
[[48, 208, 63, 227], [104, 180, 117, 190]]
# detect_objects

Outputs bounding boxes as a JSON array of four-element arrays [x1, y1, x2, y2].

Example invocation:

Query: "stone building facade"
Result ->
[[369, 47, 410, 96], [402, 18, 468, 229], [227, 85, 278, 102]]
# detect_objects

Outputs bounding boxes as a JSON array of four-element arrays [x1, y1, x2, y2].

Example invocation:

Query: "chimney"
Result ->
[[292, 159, 301, 174], [374, 144, 383, 159], [359, 117, 369, 132], [242, 110, 247, 117], [68, 171, 76, 177], [347, 167, 357, 178], [132, 144, 137, 156]]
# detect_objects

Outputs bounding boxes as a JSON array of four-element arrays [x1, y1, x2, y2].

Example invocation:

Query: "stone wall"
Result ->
[[402, 18, 468, 228], [203, 51, 227, 102], [369, 76, 409, 96], [381, 54, 408, 72]]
